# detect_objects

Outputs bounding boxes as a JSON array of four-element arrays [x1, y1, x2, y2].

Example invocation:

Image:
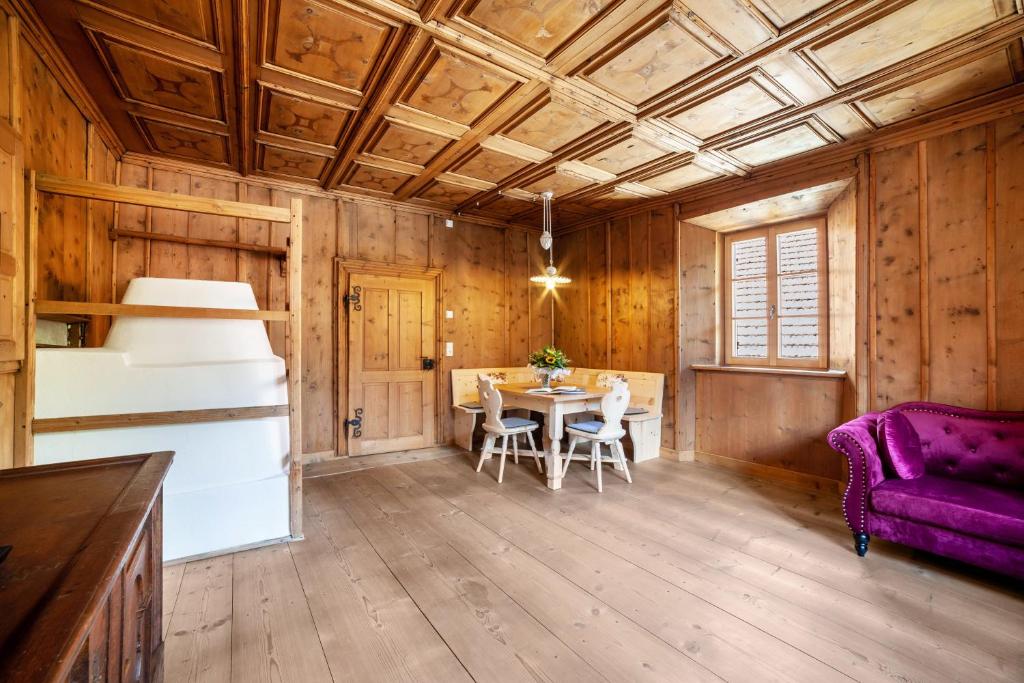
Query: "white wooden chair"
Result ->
[[561, 380, 632, 492], [475, 375, 543, 483]]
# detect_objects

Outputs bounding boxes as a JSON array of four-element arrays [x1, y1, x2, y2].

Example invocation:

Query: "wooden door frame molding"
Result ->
[[335, 258, 444, 457]]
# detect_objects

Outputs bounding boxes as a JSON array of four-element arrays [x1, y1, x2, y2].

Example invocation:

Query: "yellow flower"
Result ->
[[544, 355, 556, 364]]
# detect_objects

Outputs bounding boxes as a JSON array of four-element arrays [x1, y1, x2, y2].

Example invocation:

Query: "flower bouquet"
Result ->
[[528, 345, 571, 389]]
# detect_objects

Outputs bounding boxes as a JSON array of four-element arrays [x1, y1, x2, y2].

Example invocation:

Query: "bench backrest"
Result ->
[[450, 367, 536, 406], [571, 368, 664, 417], [451, 366, 664, 417]]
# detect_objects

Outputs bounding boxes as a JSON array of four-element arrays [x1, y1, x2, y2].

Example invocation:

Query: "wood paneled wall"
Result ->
[[695, 372, 846, 484], [557, 111, 1024, 486], [110, 159, 552, 459], [553, 207, 681, 452], [1, 0, 553, 466], [0, 7, 116, 467], [871, 115, 1024, 411]]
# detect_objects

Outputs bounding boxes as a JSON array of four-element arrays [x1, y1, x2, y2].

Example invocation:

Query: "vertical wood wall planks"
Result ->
[[827, 181, 858, 420], [149, 169, 191, 281], [648, 207, 675, 448], [871, 143, 921, 409], [608, 216, 631, 371], [586, 223, 609, 369], [301, 195, 338, 457], [677, 221, 717, 455], [114, 164, 149, 299], [994, 113, 1024, 410], [925, 124, 989, 408]]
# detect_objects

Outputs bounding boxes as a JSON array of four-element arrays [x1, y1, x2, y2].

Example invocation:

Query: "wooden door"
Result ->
[[346, 272, 436, 455]]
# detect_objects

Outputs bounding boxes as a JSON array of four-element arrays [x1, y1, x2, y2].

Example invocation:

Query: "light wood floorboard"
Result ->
[[162, 455, 1024, 682]]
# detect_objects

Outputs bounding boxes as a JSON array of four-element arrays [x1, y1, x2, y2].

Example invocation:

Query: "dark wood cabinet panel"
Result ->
[[0, 453, 173, 683]]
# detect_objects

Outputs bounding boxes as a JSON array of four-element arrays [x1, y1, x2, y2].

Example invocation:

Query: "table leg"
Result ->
[[544, 404, 565, 490]]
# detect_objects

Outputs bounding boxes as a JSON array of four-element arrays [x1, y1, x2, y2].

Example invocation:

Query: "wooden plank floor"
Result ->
[[162, 455, 1024, 682]]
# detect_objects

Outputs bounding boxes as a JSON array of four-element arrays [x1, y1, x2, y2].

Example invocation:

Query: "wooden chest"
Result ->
[[0, 452, 173, 682]]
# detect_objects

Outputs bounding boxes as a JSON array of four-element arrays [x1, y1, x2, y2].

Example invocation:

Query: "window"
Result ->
[[723, 218, 827, 368]]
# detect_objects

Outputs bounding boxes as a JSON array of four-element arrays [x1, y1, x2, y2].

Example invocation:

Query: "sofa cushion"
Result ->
[[894, 403, 1024, 489], [870, 476, 1024, 547], [879, 410, 925, 479]]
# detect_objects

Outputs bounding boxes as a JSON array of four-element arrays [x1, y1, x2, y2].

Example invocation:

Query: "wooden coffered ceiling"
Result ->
[[32, 0, 1024, 225]]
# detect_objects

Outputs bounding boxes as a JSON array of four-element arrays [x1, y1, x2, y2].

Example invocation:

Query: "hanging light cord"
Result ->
[[543, 192, 553, 267]]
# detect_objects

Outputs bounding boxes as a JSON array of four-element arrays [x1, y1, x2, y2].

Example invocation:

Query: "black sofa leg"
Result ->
[[853, 533, 869, 557]]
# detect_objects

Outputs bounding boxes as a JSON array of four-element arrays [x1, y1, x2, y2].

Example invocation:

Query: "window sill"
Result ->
[[689, 364, 847, 379]]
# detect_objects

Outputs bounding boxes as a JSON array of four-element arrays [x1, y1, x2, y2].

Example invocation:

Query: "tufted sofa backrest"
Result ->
[[893, 402, 1024, 489]]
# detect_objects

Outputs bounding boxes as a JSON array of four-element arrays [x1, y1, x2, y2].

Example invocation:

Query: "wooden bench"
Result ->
[[450, 367, 664, 462]]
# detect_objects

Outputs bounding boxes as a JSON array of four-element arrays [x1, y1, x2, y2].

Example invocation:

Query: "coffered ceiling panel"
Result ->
[[641, 162, 720, 192], [725, 119, 836, 167], [399, 42, 521, 125], [501, 97, 607, 152], [479, 194, 537, 217], [260, 89, 351, 146], [91, 0, 218, 44], [523, 169, 594, 196], [32, 0, 1024, 225], [805, 0, 1014, 86], [750, 0, 834, 29], [366, 121, 455, 166], [860, 49, 1016, 126], [582, 135, 669, 175], [417, 180, 480, 205], [582, 10, 728, 105], [268, 0, 393, 92], [342, 164, 415, 194], [458, 0, 618, 58], [259, 144, 329, 180], [686, 0, 774, 52], [452, 147, 531, 182], [93, 35, 224, 120], [138, 118, 229, 164], [668, 77, 791, 140]]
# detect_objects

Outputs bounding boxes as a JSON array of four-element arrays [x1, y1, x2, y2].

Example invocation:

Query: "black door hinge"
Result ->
[[345, 408, 363, 438], [342, 285, 362, 311]]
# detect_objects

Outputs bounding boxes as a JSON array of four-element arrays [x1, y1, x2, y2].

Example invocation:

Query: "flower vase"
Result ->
[[540, 371, 551, 389]]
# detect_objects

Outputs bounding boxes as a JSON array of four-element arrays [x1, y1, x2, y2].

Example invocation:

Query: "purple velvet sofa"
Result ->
[[828, 401, 1024, 579]]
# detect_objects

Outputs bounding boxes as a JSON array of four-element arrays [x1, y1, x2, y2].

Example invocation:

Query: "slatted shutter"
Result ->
[[724, 218, 827, 368]]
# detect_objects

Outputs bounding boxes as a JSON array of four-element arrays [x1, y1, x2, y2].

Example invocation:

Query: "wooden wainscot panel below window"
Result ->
[[694, 370, 845, 485]]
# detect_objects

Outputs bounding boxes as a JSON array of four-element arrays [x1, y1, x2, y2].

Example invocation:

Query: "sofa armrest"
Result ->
[[828, 413, 885, 534]]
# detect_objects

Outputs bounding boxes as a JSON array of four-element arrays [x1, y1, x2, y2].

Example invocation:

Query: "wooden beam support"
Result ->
[[111, 228, 288, 258], [35, 300, 290, 322], [33, 405, 290, 433], [35, 173, 293, 223], [286, 196, 303, 540]]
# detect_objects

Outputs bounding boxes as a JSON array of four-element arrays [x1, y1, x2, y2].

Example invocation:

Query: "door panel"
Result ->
[[347, 272, 436, 455]]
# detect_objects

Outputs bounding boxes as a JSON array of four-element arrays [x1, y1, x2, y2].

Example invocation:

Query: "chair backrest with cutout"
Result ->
[[477, 374, 505, 431], [597, 380, 630, 437]]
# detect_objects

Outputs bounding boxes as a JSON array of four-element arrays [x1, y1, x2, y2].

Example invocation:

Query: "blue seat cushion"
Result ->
[[459, 402, 482, 409], [502, 416, 537, 429], [624, 407, 647, 415], [568, 420, 605, 434]]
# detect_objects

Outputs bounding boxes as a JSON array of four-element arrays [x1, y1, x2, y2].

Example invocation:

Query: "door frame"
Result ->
[[336, 259, 444, 457]]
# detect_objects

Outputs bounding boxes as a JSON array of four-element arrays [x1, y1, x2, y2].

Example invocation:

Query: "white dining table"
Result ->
[[498, 382, 609, 490]]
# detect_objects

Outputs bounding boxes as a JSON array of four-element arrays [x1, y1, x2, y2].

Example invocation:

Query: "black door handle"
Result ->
[[422, 358, 436, 370]]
